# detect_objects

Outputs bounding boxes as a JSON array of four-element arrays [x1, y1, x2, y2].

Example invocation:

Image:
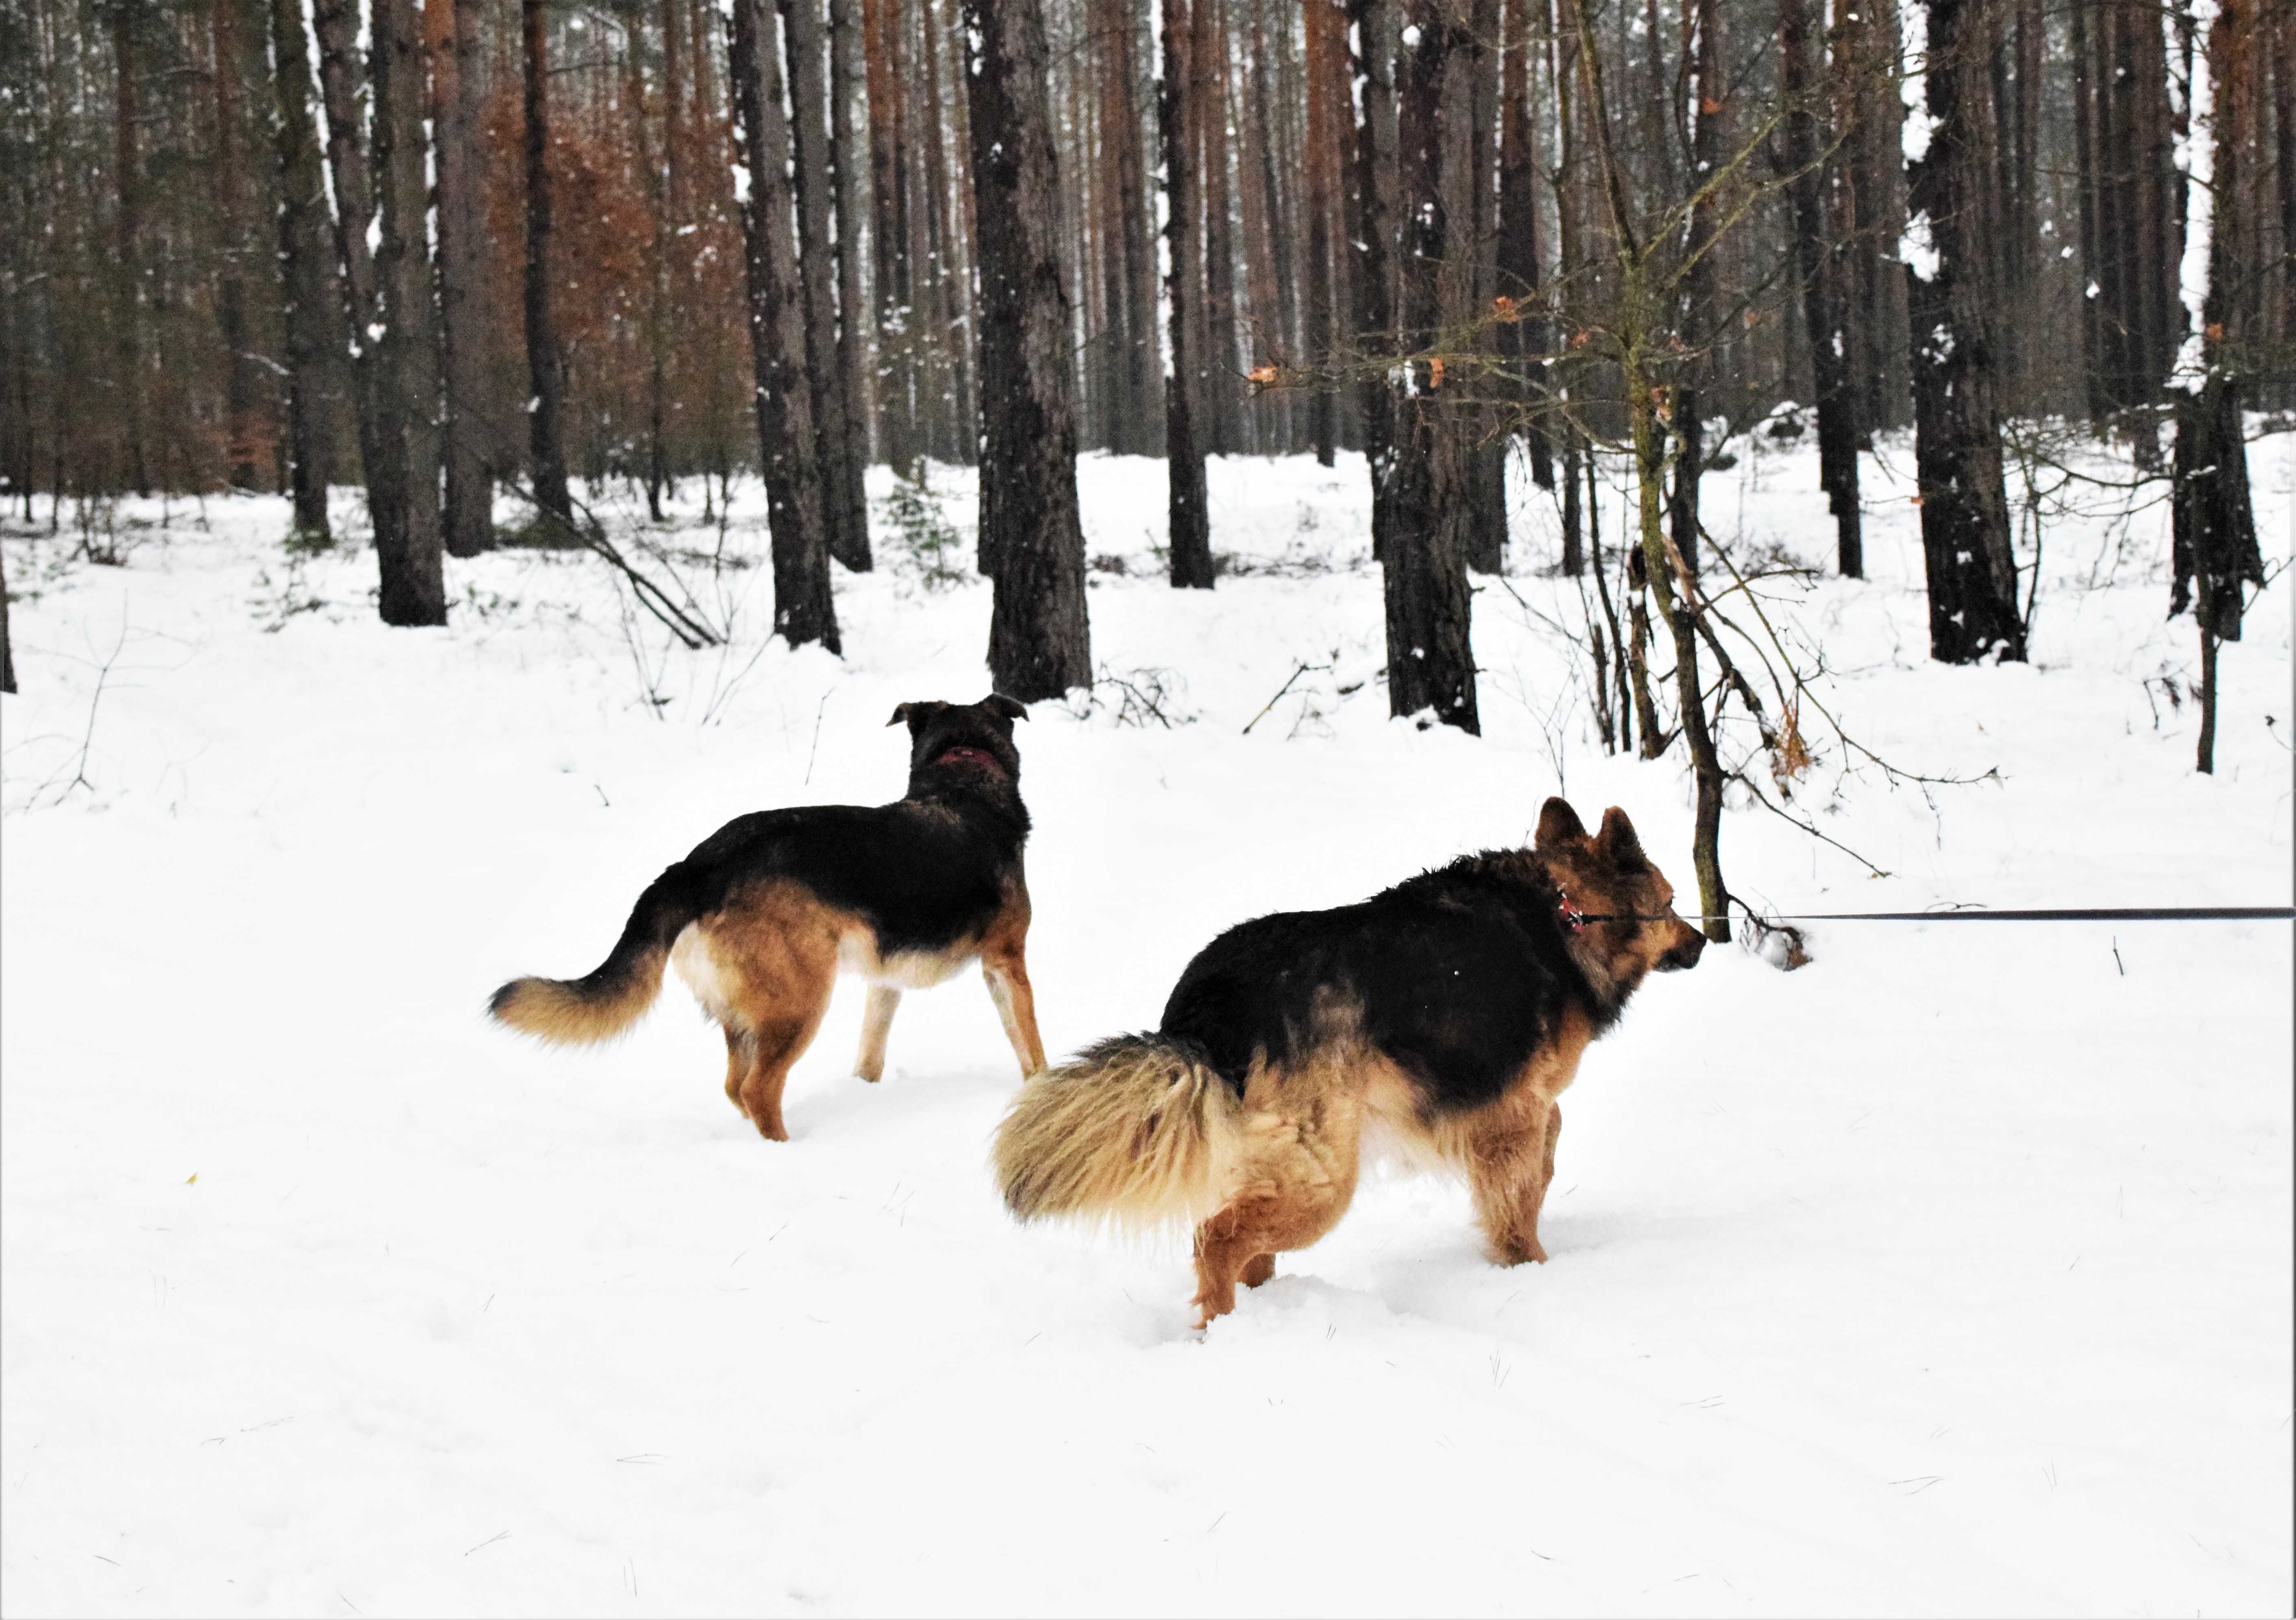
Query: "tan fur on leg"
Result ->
[[1190, 1075, 1364, 1324], [982, 954, 1046, 1077], [1446, 1084, 1559, 1265], [854, 985, 901, 1082]]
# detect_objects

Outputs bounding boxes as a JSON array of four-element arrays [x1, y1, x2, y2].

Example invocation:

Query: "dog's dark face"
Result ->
[[1533, 797, 1706, 982], [889, 695, 1028, 792]]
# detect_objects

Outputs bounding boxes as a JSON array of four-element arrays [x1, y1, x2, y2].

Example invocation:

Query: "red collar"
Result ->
[[1557, 890, 1588, 934]]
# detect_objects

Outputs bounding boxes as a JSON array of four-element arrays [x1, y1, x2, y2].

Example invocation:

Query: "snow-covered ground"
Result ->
[[3, 433, 2291, 1617]]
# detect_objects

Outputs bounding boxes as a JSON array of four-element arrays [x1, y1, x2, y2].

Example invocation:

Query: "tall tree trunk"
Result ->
[[1779, 0, 1860, 575], [1496, 0, 1549, 493], [1113, 0, 1161, 457], [313, 0, 409, 578], [1244, 0, 1297, 453], [830, 0, 877, 523], [916, 0, 965, 461], [2069, 0, 2107, 419], [1462, 0, 1505, 575], [728, 0, 842, 650], [211, 0, 262, 492], [1095, 0, 1138, 451], [1196, 0, 1240, 454], [629, 31, 672, 524], [1905, 0, 2023, 664], [1386, 0, 1479, 732], [1302, 0, 1345, 467], [370, 0, 446, 624], [1162, 0, 1215, 586], [960, 0, 1094, 696], [2171, 0, 2264, 773], [523, 0, 574, 528], [1345, 0, 1400, 561], [433, 0, 493, 556], [2274, 2, 2296, 399], [1663, 0, 1721, 579], [785, 0, 870, 570], [109, 3, 148, 497], [267, 0, 339, 544], [865, 0, 917, 470], [1552, 0, 1585, 575]]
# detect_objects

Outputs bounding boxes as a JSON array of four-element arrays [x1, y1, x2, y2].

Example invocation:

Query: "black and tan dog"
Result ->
[[993, 797, 1702, 1322], [491, 696, 1047, 1140]]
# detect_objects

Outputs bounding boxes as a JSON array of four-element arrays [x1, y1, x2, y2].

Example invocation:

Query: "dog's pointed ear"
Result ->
[[983, 693, 1028, 723], [1595, 806, 1647, 866], [887, 703, 915, 728], [1534, 797, 1588, 849]]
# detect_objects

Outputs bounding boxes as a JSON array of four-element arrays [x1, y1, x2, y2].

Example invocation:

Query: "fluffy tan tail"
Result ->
[[489, 867, 700, 1045], [994, 1035, 1239, 1229], [488, 947, 669, 1044]]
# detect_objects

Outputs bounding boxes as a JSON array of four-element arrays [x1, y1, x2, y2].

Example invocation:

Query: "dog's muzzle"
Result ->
[[1658, 929, 1706, 971], [932, 744, 1006, 775]]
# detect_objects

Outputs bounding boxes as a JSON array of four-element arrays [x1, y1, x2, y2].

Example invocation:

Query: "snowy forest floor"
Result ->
[[3, 430, 2292, 1617]]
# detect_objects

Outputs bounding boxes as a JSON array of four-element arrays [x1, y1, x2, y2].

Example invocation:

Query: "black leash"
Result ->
[[1578, 905, 2295, 925]]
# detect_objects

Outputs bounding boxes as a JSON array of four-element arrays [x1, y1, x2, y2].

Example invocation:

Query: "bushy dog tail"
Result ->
[[488, 867, 701, 1045], [995, 1034, 1238, 1230]]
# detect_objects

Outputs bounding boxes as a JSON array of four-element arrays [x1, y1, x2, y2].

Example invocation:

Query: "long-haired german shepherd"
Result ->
[[490, 696, 1047, 1141], [993, 797, 1703, 1322]]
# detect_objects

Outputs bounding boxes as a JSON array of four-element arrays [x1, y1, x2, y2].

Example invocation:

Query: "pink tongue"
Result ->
[[938, 746, 991, 767]]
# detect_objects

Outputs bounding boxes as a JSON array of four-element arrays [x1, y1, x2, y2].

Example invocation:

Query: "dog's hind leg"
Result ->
[[723, 1025, 754, 1116], [981, 945, 1047, 1077], [725, 946, 836, 1142], [1190, 1092, 1361, 1324], [853, 985, 901, 1083], [1456, 1089, 1559, 1265]]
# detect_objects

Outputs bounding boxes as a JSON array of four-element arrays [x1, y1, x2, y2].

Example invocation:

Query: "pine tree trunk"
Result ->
[[311, 0, 402, 558], [1552, 0, 1585, 575], [369, 0, 446, 624], [1780, 0, 1860, 574], [1302, 0, 1345, 467], [433, 0, 494, 556], [1905, 0, 2023, 665], [1461, 0, 1505, 576], [1111, 0, 1162, 458], [110, 4, 148, 497], [267, 0, 339, 544], [211, 0, 263, 492], [916, 0, 964, 462], [1386, 0, 1478, 733], [523, 0, 574, 528], [1162, 0, 1215, 587], [729, 0, 842, 651], [1664, 0, 1721, 579], [1196, 0, 1240, 455], [1496, 0, 1549, 493], [865, 0, 917, 470], [2170, 0, 2263, 775], [830, 0, 878, 519], [1097, 0, 1147, 455], [2069, 0, 2106, 419], [961, 0, 1095, 696], [785, 0, 870, 571], [1345, 0, 1400, 562]]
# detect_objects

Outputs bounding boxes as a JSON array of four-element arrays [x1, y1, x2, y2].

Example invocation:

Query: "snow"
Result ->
[[4, 436, 2292, 1616]]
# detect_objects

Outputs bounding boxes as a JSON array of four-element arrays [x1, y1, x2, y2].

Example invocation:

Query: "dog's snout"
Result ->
[[1660, 924, 1706, 970]]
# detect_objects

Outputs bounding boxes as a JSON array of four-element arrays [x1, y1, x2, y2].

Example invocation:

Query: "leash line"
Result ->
[[1580, 906, 2296, 924]]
